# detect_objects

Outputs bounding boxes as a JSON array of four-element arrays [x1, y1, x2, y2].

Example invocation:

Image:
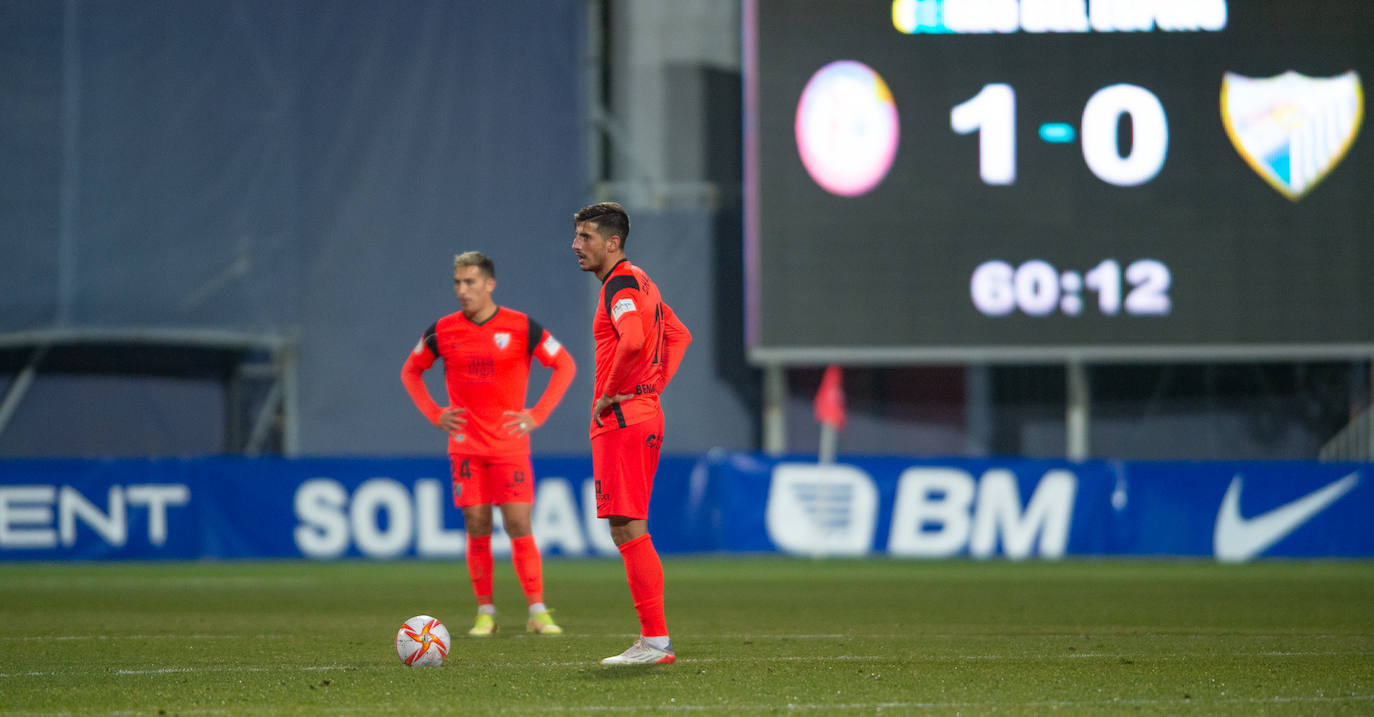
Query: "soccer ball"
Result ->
[[395, 615, 451, 667]]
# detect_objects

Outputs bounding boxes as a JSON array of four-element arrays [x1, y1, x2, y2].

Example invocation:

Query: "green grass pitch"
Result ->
[[1, 558, 1371, 715]]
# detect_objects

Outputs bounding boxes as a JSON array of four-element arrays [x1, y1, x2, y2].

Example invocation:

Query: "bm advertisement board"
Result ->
[[1, 455, 1369, 561]]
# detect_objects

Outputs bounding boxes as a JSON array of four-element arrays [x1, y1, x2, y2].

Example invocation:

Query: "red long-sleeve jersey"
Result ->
[[591, 259, 691, 438], [402, 307, 575, 457]]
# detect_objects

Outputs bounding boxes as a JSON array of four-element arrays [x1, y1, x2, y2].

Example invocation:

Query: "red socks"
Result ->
[[618, 533, 667, 637], [466, 534, 493, 604], [510, 534, 544, 605], [468, 530, 666, 639], [469, 533, 546, 607]]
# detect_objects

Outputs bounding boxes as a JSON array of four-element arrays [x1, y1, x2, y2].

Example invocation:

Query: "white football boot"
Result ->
[[600, 638, 676, 665]]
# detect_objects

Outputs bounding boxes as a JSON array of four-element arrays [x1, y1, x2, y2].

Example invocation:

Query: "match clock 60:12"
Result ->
[[970, 259, 1173, 317]]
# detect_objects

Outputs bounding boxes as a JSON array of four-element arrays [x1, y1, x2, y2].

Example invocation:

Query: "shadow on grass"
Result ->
[[585, 665, 678, 680]]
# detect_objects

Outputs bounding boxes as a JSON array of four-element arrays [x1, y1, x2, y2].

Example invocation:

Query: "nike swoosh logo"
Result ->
[[1213, 472, 1359, 563]]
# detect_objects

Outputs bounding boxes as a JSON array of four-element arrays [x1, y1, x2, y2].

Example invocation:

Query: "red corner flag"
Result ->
[[813, 364, 846, 430]]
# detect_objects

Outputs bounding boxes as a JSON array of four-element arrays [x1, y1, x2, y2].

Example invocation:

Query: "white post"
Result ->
[[763, 363, 786, 456], [818, 423, 837, 464], [1066, 358, 1090, 461]]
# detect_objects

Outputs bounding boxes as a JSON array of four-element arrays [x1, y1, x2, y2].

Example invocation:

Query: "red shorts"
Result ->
[[448, 455, 535, 508], [590, 413, 664, 520]]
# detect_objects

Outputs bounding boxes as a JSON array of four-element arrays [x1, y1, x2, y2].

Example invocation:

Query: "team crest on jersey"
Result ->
[[493, 332, 511, 349], [1221, 70, 1364, 200]]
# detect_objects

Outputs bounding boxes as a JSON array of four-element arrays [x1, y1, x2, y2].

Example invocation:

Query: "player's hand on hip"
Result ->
[[592, 393, 633, 427], [437, 406, 467, 435], [502, 410, 537, 436]]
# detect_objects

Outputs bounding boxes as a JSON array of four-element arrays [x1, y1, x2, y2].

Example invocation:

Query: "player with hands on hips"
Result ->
[[571, 202, 692, 665], [401, 251, 575, 638]]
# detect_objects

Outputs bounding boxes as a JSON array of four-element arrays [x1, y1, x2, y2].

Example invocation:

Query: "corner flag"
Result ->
[[814, 364, 846, 429]]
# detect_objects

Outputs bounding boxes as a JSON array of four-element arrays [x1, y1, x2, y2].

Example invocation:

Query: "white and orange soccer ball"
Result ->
[[395, 615, 451, 667]]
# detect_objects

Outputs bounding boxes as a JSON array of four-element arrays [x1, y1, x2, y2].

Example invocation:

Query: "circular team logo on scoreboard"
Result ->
[[794, 60, 900, 197]]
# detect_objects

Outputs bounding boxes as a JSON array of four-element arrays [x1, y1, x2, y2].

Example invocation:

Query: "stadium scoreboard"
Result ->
[[745, 0, 1374, 362]]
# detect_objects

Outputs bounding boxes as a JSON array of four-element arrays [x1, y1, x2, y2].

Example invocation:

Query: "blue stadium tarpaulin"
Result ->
[[0, 454, 1369, 561]]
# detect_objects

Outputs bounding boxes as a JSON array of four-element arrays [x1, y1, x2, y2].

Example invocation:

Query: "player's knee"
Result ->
[[607, 518, 645, 546], [463, 511, 493, 536]]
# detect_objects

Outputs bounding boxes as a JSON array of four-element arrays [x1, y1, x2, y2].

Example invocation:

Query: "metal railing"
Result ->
[[1319, 407, 1374, 461]]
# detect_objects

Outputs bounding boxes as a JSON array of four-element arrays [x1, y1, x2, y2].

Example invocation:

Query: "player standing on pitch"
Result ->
[[401, 251, 576, 637], [571, 202, 692, 665]]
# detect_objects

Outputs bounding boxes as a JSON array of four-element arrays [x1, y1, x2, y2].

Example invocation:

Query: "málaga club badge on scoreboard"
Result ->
[[1220, 70, 1364, 201]]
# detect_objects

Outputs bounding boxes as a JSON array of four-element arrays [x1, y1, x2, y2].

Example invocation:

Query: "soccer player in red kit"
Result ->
[[571, 202, 692, 665], [401, 251, 576, 637]]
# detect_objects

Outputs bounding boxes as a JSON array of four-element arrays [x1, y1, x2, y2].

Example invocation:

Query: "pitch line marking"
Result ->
[[4, 649, 1369, 680], [4, 630, 1364, 643], [0, 657, 890, 679], [503, 695, 1374, 713], [0, 665, 349, 679], [1, 695, 1370, 716], [2, 634, 275, 642]]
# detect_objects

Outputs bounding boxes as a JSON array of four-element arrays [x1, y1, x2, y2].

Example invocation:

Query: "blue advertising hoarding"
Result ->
[[0, 454, 1368, 561]]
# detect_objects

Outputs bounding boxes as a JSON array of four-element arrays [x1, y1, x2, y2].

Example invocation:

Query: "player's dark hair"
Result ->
[[574, 202, 630, 250], [453, 251, 495, 278]]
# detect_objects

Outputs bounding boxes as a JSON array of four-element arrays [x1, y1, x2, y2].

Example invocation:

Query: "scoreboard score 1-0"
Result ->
[[745, 0, 1374, 363]]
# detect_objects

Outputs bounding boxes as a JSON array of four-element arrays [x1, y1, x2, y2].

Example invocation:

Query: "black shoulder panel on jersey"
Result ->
[[602, 275, 640, 318], [526, 316, 544, 357], [423, 322, 439, 357]]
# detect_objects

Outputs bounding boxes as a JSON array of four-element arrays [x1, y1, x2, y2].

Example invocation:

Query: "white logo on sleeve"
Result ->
[[412, 338, 425, 355], [541, 334, 562, 358], [1213, 472, 1359, 563], [611, 297, 637, 322]]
